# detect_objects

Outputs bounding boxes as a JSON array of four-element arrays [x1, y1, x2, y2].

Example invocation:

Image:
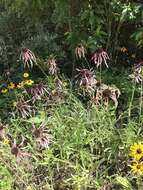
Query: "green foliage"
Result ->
[[0, 164, 13, 190], [0, 0, 142, 189]]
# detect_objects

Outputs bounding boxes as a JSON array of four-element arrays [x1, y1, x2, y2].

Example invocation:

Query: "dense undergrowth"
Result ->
[[0, 0, 143, 190]]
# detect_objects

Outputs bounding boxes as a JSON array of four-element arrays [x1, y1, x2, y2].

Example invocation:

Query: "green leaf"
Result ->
[[116, 176, 132, 190]]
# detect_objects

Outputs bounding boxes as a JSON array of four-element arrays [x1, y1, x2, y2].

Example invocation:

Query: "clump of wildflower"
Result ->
[[130, 143, 143, 161], [21, 48, 36, 69], [23, 72, 29, 78], [1, 88, 8, 94], [11, 138, 30, 162], [32, 123, 53, 149], [75, 43, 86, 59], [129, 143, 143, 175], [24, 79, 34, 86], [14, 97, 32, 118], [91, 48, 109, 68], [7, 82, 15, 90], [47, 55, 58, 75], [76, 68, 97, 95], [30, 83, 49, 102]]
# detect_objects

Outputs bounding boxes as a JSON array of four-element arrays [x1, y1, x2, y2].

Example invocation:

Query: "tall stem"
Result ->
[[139, 80, 143, 123], [128, 81, 136, 121]]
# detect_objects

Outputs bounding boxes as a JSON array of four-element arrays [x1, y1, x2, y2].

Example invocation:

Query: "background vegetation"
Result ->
[[0, 0, 143, 189]]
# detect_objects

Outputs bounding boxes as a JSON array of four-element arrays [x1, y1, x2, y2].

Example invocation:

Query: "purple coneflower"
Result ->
[[75, 44, 86, 59], [130, 62, 143, 83], [93, 83, 120, 107], [91, 48, 109, 68], [11, 138, 30, 162], [14, 97, 32, 118], [76, 68, 97, 94], [30, 83, 49, 102], [32, 123, 53, 149], [47, 55, 58, 75], [21, 48, 36, 68]]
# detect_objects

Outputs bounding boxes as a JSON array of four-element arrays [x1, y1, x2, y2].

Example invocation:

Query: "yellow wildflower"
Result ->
[[120, 47, 127, 53], [17, 81, 24, 88], [131, 162, 143, 174], [1, 88, 8, 93], [8, 82, 15, 89], [24, 79, 34, 86], [23, 73, 29, 78], [130, 143, 143, 161], [2, 138, 9, 145]]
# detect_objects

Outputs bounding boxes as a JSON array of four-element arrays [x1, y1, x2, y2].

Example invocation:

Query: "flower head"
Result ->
[[21, 48, 36, 69], [30, 83, 49, 102], [1, 88, 8, 93], [11, 138, 30, 162], [130, 62, 143, 83], [76, 68, 97, 94], [2, 138, 10, 145], [24, 79, 34, 86], [32, 123, 53, 149], [17, 81, 25, 89], [47, 55, 58, 75], [91, 83, 120, 107], [120, 47, 128, 53], [75, 43, 86, 59], [131, 162, 143, 174], [7, 82, 15, 90], [23, 73, 29, 78], [91, 48, 109, 68], [130, 143, 143, 161], [14, 97, 32, 118]]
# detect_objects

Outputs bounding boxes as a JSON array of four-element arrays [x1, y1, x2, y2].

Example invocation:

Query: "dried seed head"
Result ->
[[47, 55, 58, 75], [32, 123, 53, 149], [21, 48, 36, 69], [91, 48, 109, 68], [75, 44, 86, 59]]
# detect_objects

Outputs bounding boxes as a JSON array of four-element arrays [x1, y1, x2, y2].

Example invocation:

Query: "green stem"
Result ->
[[139, 80, 143, 123], [84, 57, 91, 70], [128, 81, 136, 121], [37, 64, 48, 78]]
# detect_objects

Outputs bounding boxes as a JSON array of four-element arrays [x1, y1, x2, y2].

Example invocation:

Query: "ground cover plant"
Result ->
[[0, 0, 143, 189]]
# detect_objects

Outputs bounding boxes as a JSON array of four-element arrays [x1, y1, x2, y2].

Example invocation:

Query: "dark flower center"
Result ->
[[11, 147, 19, 156], [33, 129, 41, 138], [96, 48, 103, 54], [137, 165, 141, 169], [22, 48, 28, 53], [136, 148, 142, 154], [103, 89, 111, 97]]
